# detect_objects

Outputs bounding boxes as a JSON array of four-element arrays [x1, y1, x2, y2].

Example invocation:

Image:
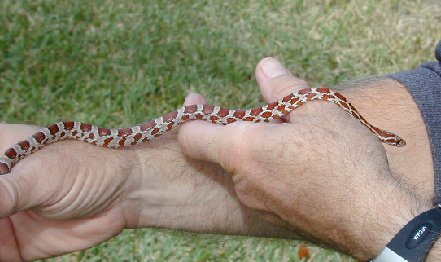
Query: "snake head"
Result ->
[[391, 136, 406, 147], [383, 135, 406, 147], [397, 138, 406, 147]]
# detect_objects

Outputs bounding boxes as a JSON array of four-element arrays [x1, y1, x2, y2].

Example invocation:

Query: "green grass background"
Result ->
[[1, 0, 440, 261]]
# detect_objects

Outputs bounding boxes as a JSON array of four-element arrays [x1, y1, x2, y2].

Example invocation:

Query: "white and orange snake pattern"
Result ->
[[0, 87, 406, 175]]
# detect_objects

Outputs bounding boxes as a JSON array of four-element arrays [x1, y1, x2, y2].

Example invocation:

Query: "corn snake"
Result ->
[[0, 87, 406, 175]]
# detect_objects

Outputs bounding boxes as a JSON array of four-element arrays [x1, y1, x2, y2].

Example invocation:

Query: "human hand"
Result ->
[[0, 123, 142, 261], [178, 58, 431, 260], [0, 102, 292, 261]]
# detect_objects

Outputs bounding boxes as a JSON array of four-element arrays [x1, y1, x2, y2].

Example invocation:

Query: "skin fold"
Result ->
[[0, 57, 437, 261]]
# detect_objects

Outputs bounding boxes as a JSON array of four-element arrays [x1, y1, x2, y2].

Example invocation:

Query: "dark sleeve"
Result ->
[[388, 40, 441, 204]]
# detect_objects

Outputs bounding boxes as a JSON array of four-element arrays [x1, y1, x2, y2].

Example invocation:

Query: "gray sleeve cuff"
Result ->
[[388, 53, 441, 203]]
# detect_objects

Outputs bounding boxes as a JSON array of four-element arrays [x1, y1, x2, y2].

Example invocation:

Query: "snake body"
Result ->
[[0, 87, 406, 175]]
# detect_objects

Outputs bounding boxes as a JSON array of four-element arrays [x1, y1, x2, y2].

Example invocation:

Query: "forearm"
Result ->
[[123, 134, 297, 238]]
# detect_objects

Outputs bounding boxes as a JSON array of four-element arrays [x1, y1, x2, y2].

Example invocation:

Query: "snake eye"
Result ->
[[398, 139, 406, 147]]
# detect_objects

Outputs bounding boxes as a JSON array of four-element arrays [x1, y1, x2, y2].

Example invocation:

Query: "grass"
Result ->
[[1, 0, 440, 261]]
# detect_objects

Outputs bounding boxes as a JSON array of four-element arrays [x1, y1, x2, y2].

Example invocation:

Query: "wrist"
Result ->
[[358, 176, 431, 261], [373, 207, 441, 262], [122, 137, 249, 231], [122, 137, 297, 238]]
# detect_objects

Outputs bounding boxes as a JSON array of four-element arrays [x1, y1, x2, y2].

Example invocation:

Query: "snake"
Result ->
[[0, 87, 406, 175]]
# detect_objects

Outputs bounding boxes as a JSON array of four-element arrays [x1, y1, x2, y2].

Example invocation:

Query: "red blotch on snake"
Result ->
[[267, 102, 278, 110], [0, 163, 9, 174], [5, 148, 17, 159], [63, 121, 75, 130], [202, 105, 215, 115], [233, 109, 246, 119], [243, 116, 255, 121], [33, 132, 46, 143], [133, 133, 142, 142], [282, 93, 294, 102], [290, 97, 300, 104], [141, 121, 155, 131], [18, 140, 31, 151], [339, 102, 350, 110], [226, 118, 237, 124], [181, 114, 190, 121], [98, 128, 111, 136], [119, 138, 126, 147], [251, 108, 263, 116], [218, 108, 230, 117], [102, 137, 113, 147], [118, 128, 133, 137], [48, 124, 60, 135], [184, 105, 198, 113], [373, 127, 394, 138], [80, 123, 92, 132], [298, 88, 312, 95], [323, 94, 335, 101], [316, 87, 330, 93], [261, 111, 273, 119], [163, 111, 178, 122], [335, 92, 347, 101], [151, 128, 160, 135], [210, 115, 220, 123], [306, 93, 316, 101]]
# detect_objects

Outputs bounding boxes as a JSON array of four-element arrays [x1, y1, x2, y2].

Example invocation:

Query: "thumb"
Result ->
[[179, 94, 252, 172], [0, 166, 42, 218], [183, 92, 208, 106], [0, 124, 54, 218], [0, 124, 57, 219], [255, 57, 309, 103]]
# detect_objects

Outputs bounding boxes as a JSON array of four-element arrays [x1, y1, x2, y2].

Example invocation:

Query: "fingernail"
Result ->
[[259, 57, 290, 78]]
